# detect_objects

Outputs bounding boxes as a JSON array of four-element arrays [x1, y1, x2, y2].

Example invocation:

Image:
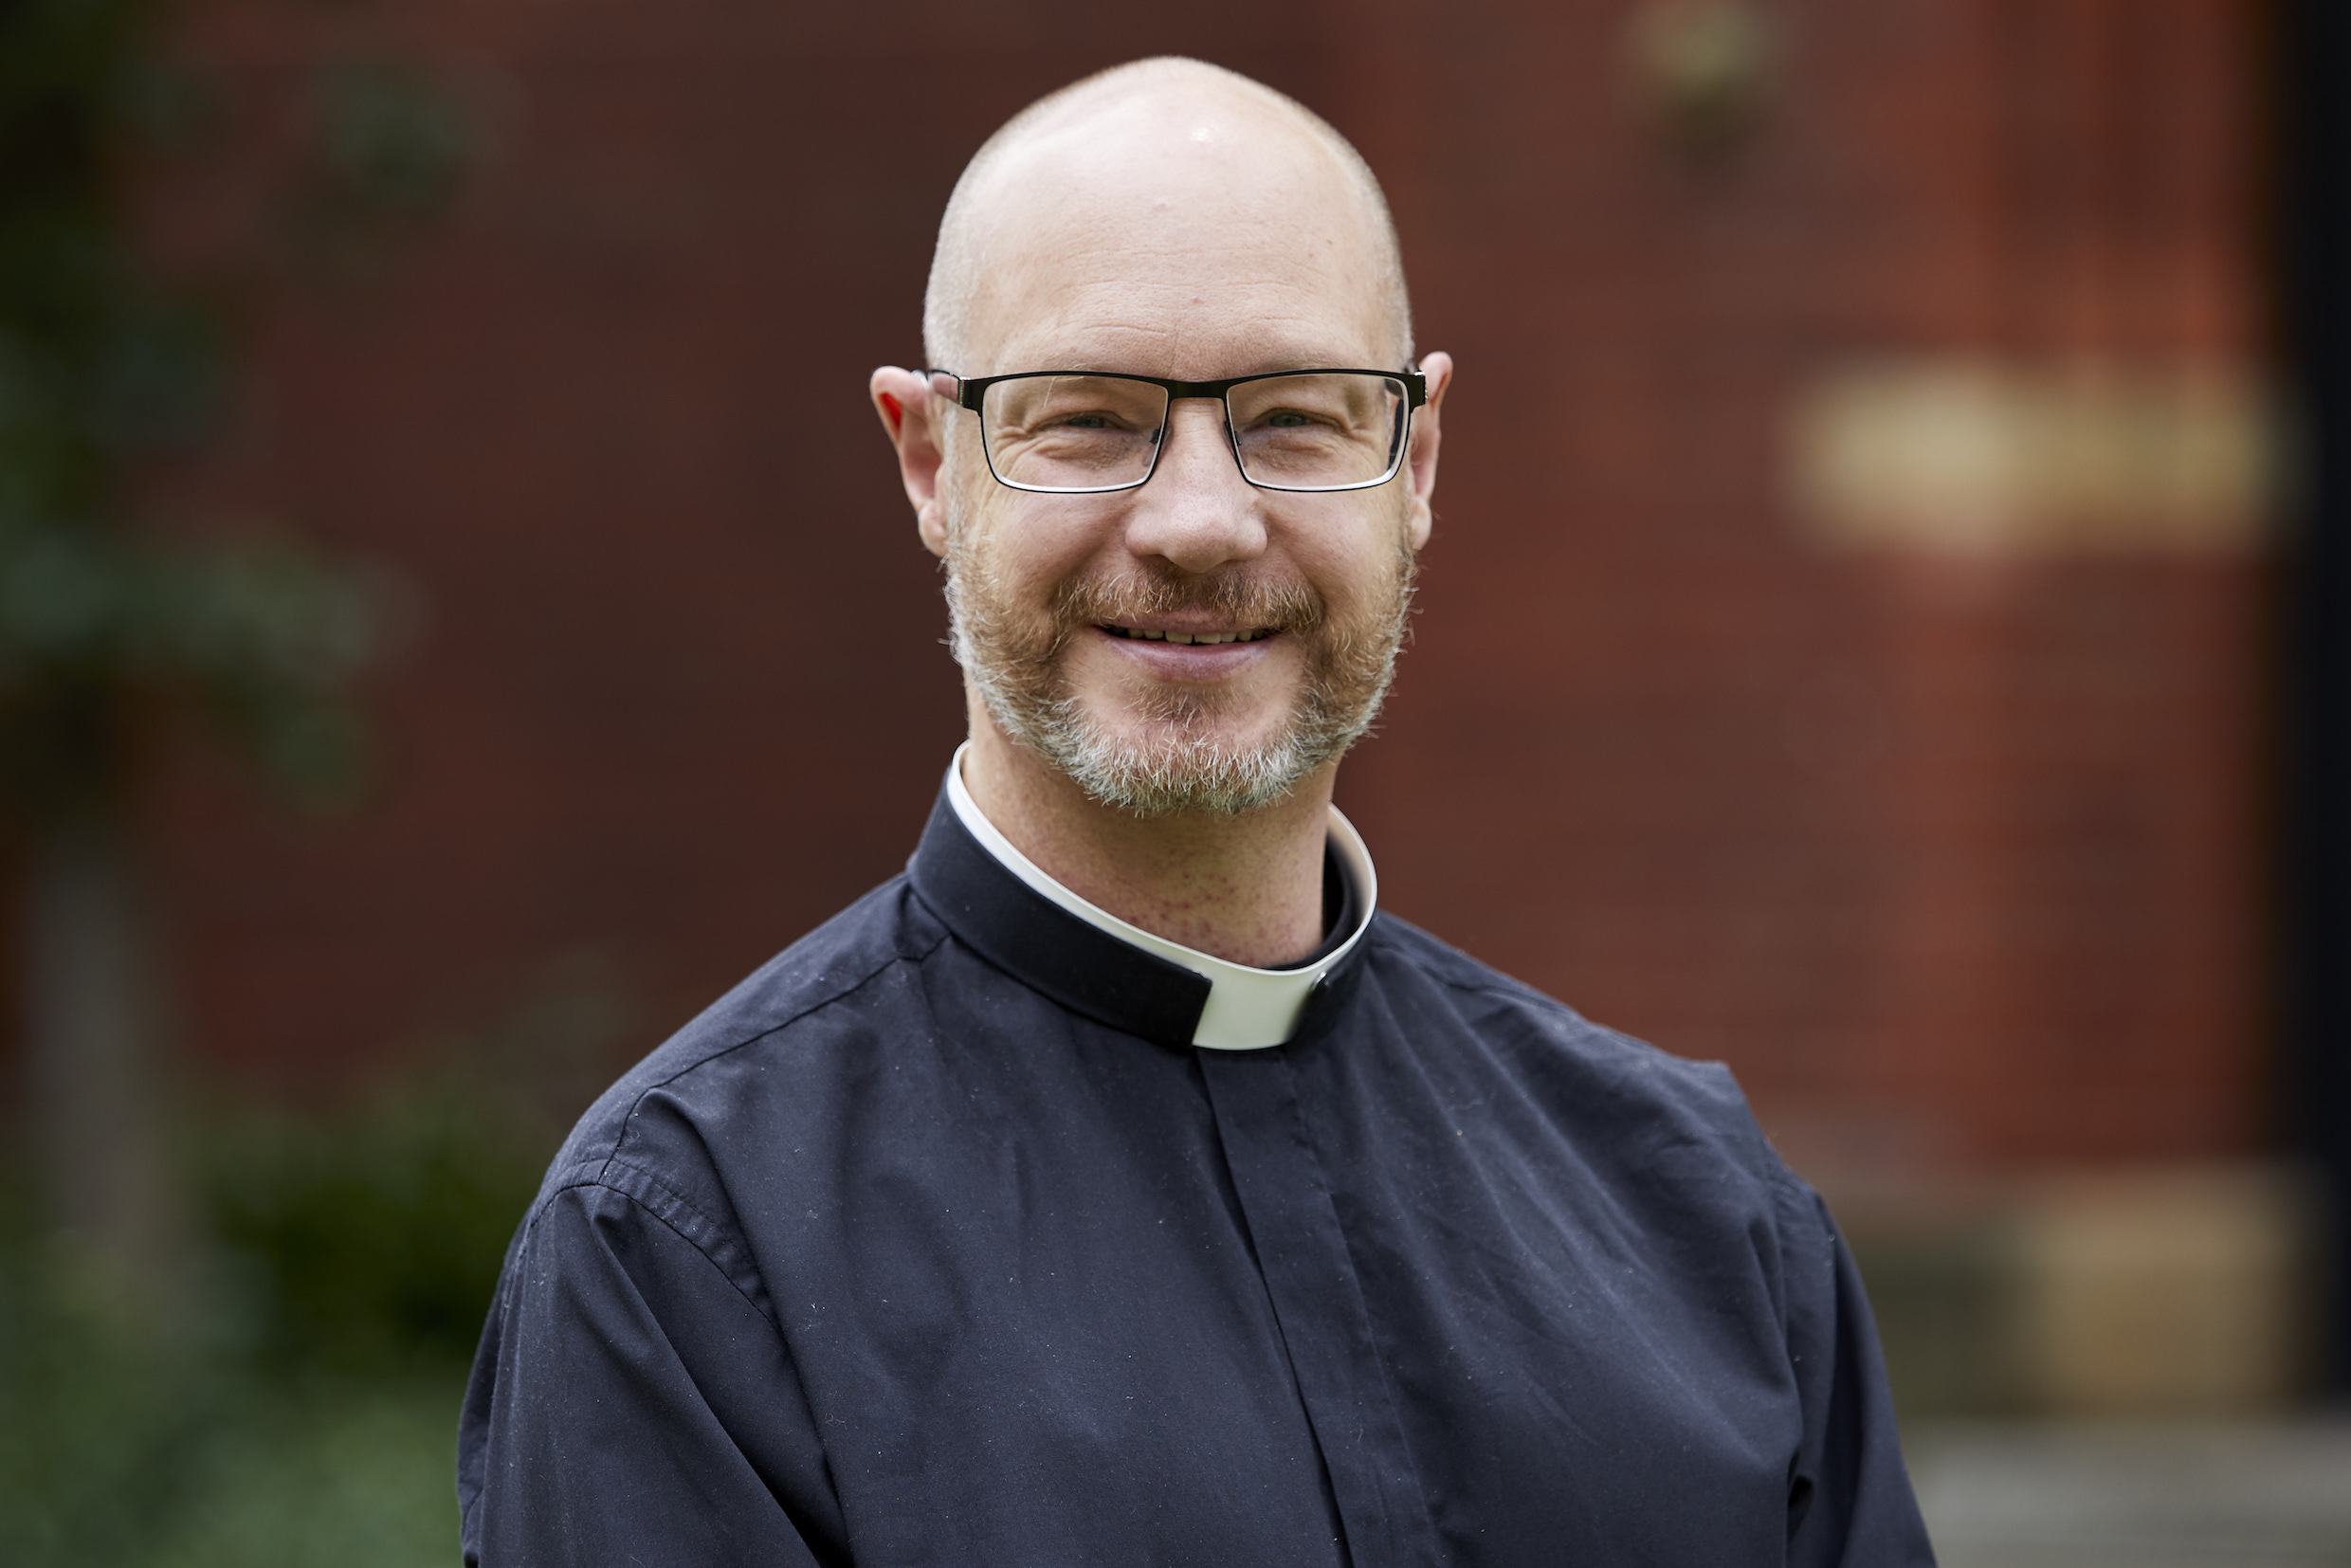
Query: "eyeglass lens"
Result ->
[[978, 374, 1410, 492]]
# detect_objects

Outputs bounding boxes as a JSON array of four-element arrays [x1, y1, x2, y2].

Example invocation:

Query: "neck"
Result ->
[[959, 700, 1336, 968]]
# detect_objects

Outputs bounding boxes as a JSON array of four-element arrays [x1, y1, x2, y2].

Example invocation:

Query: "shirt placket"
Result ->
[[1197, 1045, 1440, 1568]]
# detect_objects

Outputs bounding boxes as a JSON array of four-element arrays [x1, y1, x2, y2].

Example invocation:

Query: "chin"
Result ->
[[1088, 683, 1297, 752], [1097, 713, 1294, 765], [1035, 699, 1326, 818]]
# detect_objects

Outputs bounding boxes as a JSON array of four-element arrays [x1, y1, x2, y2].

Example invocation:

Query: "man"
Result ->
[[460, 57, 1934, 1567]]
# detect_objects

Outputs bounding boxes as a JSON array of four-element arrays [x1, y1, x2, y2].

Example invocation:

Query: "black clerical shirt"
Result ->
[[459, 782, 1935, 1567]]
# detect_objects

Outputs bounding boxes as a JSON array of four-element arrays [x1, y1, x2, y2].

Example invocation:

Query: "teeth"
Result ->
[[1107, 627, 1274, 644]]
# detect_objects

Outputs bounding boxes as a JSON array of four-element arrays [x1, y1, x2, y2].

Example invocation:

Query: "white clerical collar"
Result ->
[[944, 743, 1378, 1051]]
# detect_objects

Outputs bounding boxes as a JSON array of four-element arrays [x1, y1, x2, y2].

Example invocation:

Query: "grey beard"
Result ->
[[943, 540, 1412, 818]]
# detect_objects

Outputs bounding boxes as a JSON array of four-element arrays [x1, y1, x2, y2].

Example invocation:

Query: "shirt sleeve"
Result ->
[[1782, 1187, 1938, 1567], [458, 1176, 845, 1568]]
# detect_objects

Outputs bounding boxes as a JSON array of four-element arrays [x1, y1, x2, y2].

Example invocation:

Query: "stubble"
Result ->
[[944, 521, 1414, 817]]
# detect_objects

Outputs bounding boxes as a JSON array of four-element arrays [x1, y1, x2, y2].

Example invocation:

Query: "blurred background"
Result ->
[[1, 0, 2344, 1562]]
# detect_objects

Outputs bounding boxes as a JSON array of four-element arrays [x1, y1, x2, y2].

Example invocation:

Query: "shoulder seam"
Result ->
[[596, 924, 948, 1184], [591, 1157, 729, 1249], [550, 1170, 786, 1336]]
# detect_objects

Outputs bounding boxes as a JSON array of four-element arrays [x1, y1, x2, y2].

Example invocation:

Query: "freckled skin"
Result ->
[[872, 76, 1453, 967]]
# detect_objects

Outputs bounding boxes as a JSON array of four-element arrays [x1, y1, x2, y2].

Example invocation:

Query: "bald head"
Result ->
[[922, 58, 1412, 375]]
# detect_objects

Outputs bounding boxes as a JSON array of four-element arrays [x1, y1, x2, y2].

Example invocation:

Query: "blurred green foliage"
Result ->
[[2, 948, 628, 1563], [0, 1079, 556, 1567], [0, 0, 473, 821], [287, 57, 474, 282], [206, 1082, 552, 1377], [4, 0, 493, 1559]]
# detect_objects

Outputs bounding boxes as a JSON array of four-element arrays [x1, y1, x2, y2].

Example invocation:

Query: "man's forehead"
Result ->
[[955, 104, 1395, 374], [973, 276, 1380, 381], [972, 94, 1371, 256]]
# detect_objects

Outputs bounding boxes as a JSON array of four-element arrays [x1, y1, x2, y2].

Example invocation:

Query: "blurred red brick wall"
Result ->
[[142, 0, 2268, 1176]]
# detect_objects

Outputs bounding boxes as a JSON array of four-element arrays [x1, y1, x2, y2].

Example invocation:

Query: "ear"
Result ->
[[1401, 352, 1452, 552], [871, 366, 954, 557]]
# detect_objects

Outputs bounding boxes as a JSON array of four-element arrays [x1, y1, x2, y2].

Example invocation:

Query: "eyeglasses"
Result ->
[[934, 368, 1428, 495]]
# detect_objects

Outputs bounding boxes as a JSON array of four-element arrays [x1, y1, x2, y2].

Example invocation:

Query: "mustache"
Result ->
[[1048, 569, 1325, 640]]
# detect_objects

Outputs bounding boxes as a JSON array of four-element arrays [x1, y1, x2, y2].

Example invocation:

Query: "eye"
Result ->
[[1265, 410, 1316, 428], [1042, 408, 1147, 433]]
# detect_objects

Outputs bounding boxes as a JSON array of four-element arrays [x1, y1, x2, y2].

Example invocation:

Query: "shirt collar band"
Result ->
[[927, 743, 1377, 1050]]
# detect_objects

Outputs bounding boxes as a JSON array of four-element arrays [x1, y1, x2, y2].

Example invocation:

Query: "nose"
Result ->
[[1119, 398, 1267, 575]]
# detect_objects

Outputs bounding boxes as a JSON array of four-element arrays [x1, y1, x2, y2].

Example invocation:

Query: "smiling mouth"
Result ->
[[1101, 625, 1277, 646]]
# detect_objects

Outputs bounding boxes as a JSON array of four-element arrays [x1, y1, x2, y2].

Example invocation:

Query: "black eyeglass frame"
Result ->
[[931, 367, 1430, 495]]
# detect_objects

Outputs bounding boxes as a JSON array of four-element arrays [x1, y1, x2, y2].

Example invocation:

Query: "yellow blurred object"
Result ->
[[1837, 1163, 2313, 1419], [1790, 360, 2277, 554], [2013, 1165, 2311, 1418]]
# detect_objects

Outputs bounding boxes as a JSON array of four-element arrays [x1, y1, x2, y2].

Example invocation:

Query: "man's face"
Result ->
[[904, 105, 1446, 815]]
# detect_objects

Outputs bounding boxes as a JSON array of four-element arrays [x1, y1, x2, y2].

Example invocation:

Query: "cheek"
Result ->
[[1279, 501, 1412, 613], [955, 491, 1124, 602]]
